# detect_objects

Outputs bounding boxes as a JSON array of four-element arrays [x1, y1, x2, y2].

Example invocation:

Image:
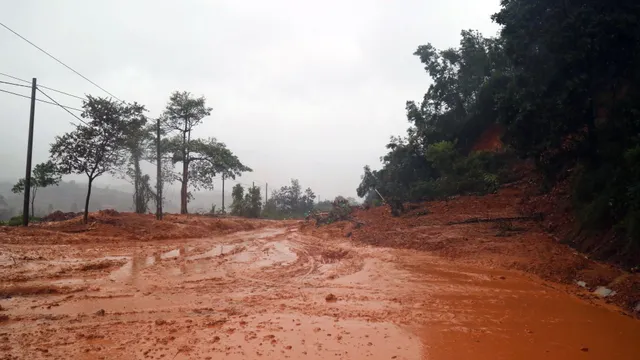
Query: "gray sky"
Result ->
[[1, 0, 500, 199]]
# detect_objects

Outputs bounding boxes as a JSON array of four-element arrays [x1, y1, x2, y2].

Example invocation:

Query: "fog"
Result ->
[[1, 0, 500, 202]]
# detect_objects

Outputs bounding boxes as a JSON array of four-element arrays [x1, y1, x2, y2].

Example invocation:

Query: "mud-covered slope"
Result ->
[[304, 183, 640, 315]]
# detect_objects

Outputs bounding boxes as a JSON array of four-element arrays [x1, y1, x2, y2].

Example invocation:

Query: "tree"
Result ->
[[11, 161, 61, 218], [491, 0, 640, 260], [50, 96, 129, 224], [244, 185, 262, 218], [230, 183, 245, 216], [119, 102, 153, 213], [262, 179, 316, 218], [355, 30, 512, 214], [164, 136, 252, 213], [188, 138, 252, 188], [161, 91, 212, 214], [300, 188, 316, 214]]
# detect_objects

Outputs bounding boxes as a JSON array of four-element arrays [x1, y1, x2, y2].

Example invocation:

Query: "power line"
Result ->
[[1, 71, 86, 101], [0, 22, 123, 102], [40, 84, 85, 101], [0, 86, 83, 112], [0, 71, 30, 84], [36, 87, 88, 126], [0, 80, 30, 88]]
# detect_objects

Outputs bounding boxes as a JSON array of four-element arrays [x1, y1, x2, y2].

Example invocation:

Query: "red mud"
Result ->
[[1, 207, 639, 359]]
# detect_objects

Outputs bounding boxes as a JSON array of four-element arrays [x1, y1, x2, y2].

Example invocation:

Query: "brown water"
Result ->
[[1, 227, 638, 359]]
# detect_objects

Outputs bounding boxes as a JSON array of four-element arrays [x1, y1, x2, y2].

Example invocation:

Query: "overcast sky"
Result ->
[[1, 0, 500, 199]]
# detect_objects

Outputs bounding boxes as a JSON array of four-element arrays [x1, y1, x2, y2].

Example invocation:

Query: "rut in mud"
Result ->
[[1, 211, 640, 359]]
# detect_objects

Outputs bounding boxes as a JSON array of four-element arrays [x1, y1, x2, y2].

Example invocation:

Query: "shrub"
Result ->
[[3, 215, 41, 226]]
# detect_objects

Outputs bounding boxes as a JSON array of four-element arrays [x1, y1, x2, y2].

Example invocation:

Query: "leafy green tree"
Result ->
[[244, 185, 262, 218], [356, 30, 513, 214], [165, 136, 252, 213], [119, 102, 153, 213], [50, 96, 129, 224], [11, 161, 61, 217], [230, 183, 245, 216], [300, 188, 316, 214], [161, 91, 212, 214], [262, 179, 316, 218], [161, 92, 251, 214]]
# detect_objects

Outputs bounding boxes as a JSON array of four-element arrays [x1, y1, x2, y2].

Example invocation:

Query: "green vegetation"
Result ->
[[358, 0, 640, 262], [229, 183, 262, 218], [262, 179, 316, 219], [43, 91, 251, 224], [160, 91, 251, 214], [0, 215, 41, 227], [11, 161, 61, 217]]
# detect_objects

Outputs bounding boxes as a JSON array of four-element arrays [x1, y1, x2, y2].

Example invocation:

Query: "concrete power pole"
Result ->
[[22, 78, 37, 226]]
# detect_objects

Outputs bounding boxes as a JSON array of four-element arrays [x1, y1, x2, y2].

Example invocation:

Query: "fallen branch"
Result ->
[[446, 214, 543, 225]]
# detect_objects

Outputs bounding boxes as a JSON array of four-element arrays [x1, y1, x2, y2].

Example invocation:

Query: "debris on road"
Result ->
[[593, 286, 616, 297]]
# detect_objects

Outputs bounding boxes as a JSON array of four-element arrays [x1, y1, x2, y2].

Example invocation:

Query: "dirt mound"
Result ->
[[41, 211, 80, 222], [303, 184, 640, 314], [98, 209, 120, 217], [1, 213, 275, 245]]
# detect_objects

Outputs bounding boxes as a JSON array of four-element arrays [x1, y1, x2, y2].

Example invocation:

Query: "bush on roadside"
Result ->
[[1, 215, 41, 226]]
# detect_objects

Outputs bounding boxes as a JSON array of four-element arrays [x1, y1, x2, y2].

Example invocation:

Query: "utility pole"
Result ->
[[221, 175, 225, 213], [22, 78, 37, 226], [156, 117, 163, 220], [265, 183, 268, 205]]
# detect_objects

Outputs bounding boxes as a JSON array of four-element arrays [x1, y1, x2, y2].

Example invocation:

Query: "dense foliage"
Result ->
[[230, 183, 262, 218], [262, 179, 316, 219], [359, 0, 640, 262]]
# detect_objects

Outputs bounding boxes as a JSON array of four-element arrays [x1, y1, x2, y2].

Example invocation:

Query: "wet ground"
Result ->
[[1, 223, 640, 359]]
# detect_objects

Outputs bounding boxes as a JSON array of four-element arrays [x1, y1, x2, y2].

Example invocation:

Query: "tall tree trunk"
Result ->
[[84, 178, 93, 224], [181, 162, 188, 214]]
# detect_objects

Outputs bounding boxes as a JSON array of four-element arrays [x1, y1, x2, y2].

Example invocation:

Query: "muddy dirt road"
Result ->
[[1, 216, 640, 359]]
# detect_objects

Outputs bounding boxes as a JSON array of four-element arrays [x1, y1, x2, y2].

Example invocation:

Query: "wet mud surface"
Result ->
[[1, 216, 640, 359]]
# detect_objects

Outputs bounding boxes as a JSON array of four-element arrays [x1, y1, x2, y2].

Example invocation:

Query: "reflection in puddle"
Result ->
[[108, 232, 298, 284], [187, 244, 240, 260], [160, 246, 188, 260], [109, 255, 155, 283], [230, 240, 298, 268]]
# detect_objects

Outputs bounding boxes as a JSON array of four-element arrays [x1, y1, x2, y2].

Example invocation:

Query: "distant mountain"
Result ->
[[0, 180, 234, 220]]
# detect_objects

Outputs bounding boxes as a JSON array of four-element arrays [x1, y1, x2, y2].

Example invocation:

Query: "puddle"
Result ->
[[230, 240, 298, 268], [160, 246, 188, 260], [187, 244, 241, 261], [109, 255, 155, 283]]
